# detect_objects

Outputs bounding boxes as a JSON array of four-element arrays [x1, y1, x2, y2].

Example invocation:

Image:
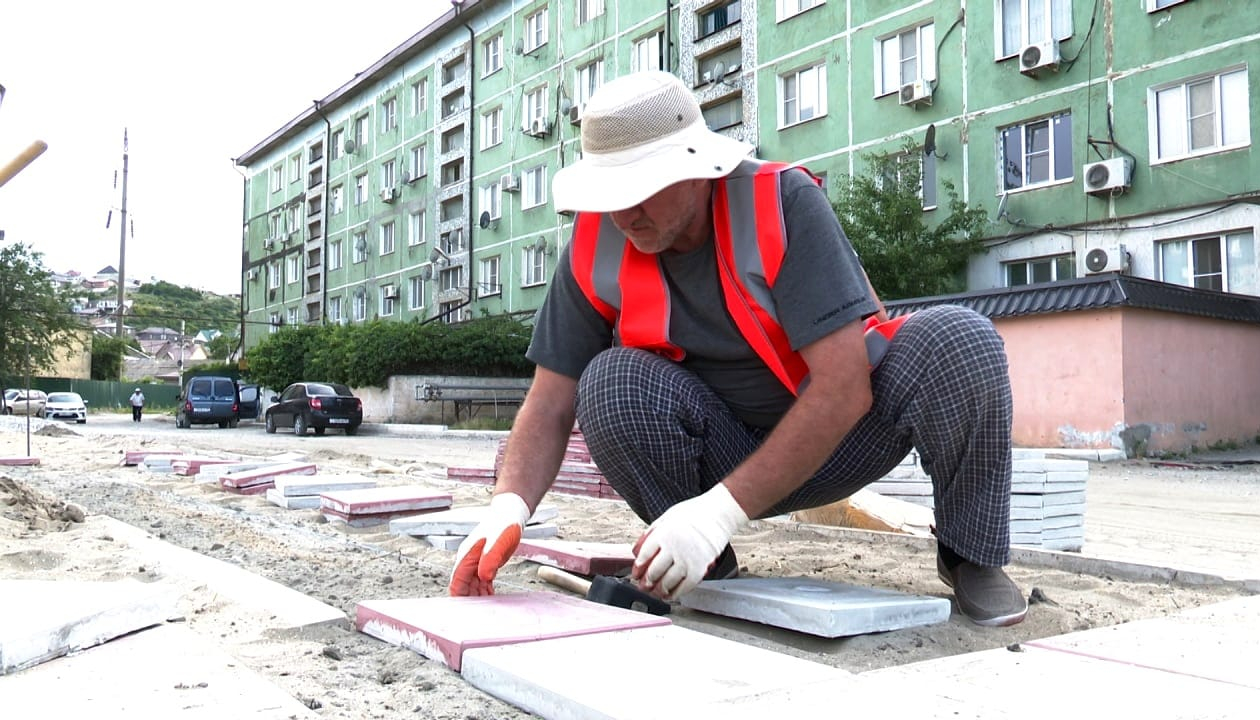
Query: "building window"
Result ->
[[353, 231, 368, 264], [1159, 231, 1256, 293], [268, 261, 281, 289], [780, 63, 827, 127], [699, 0, 741, 38], [438, 300, 463, 324], [441, 227, 466, 254], [523, 245, 547, 286], [411, 77, 428, 114], [575, 60, 605, 107], [439, 266, 463, 292], [331, 129, 344, 160], [328, 296, 343, 323], [702, 96, 743, 131], [1148, 0, 1189, 10], [480, 180, 502, 220], [483, 34, 503, 75], [883, 150, 938, 210], [286, 206, 299, 236], [1006, 254, 1075, 286], [328, 239, 343, 270], [381, 97, 397, 133], [286, 255, 300, 284], [1000, 112, 1073, 191], [352, 292, 367, 322], [410, 144, 428, 179], [524, 8, 548, 52], [876, 23, 936, 97], [480, 256, 501, 297], [777, 0, 822, 21], [289, 155, 301, 184], [271, 165, 283, 192], [268, 312, 281, 333], [354, 115, 368, 147], [481, 107, 503, 149], [380, 221, 396, 256], [330, 186, 344, 215], [522, 165, 547, 209], [408, 275, 426, 311], [632, 31, 663, 72], [998, 0, 1072, 58], [355, 174, 367, 205], [577, 0, 605, 24], [287, 307, 299, 326], [382, 160, 396, 190], [524, 86, 548, 128], [1152, 68, 1249, 162], [699, 46, 742, 86], [380, 284, 397, 316], [269, 215, 281, 241], [409, 210, 426, 246]]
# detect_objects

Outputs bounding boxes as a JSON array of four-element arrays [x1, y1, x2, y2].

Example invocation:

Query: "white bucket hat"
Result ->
[[552, 71, 754, 213]]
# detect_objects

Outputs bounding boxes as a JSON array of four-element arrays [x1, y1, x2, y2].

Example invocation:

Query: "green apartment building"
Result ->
[[236, 0, 1259, 351]]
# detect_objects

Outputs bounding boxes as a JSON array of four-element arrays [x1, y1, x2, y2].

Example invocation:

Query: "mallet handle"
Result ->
[[0, 140, 48, 188], [537, 565, 592, 595]]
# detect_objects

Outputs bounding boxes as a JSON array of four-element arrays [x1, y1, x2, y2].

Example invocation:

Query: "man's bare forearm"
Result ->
[[493, 367, 579, 512]]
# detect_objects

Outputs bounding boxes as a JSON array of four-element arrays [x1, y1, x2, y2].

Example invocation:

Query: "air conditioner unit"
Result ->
[[526, 117, 551, 137], [501, 173, 520, 192], [263, 239, 275, 250], [1082, 157, 1133, 195], [1082, 243, 1130, 275], [701, 70, 714, 84], [380, 187, 396, 203], [1019, 39, 1061, 76], [383, 289, 399, 301], [247, 268, 260, 281], [568, 104, 582, 125], [898, 79, 932, 107]]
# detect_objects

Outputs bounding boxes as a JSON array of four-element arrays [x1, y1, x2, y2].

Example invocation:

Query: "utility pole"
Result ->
[[114, 129, 129, 337]]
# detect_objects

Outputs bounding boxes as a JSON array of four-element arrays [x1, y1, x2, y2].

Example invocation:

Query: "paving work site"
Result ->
[[1, 413, 1257, 717]]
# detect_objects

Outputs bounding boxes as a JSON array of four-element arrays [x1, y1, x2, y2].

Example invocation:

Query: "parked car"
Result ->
[[3, 388, 47, 417], [176, 376, 240, 429], [265, 382, 362, 436], [44, 392, 87, 424]]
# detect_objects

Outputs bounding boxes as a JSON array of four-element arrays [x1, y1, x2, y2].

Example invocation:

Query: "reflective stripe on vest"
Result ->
[[570, 160, 811, 393]]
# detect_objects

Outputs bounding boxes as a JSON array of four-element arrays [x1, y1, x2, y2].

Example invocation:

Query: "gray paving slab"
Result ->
[[387, 503, 558, 536], [680, 576, 950, 637], [272, 474, 377, 496]]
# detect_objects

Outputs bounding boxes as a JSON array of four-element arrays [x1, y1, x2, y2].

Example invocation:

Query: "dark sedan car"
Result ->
[[264, 382, 362, 436]]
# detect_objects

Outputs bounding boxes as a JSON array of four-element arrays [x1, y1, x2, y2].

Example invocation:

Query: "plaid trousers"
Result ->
[[574, 304, 1013, 567]]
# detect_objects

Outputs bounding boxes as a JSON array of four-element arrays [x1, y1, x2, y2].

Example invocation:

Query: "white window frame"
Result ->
[[289, 155, 301, 184], [1005, 254, 1075, 287], [439, 266, 463, 292], [1147, 0, 1190, 11], [996, 0, 1072, 60], [483, 34, 503, 75], [410, 144, 428, 179], [523, 245, 547, 286], [875, 22, 936, 97], [575, 60, 605, 107], [330, 185, 344, 214], [524, 86, 548, 128], [268, 214, 281, 241], [352, 292, 367, 322], [998, 112, 1074, 192], [409, 210, 426, 246], [380, 221, 396, 256], [480, 256, 501, 297], [354, 174, 367, 205], [268, 261, 281, 290], [1150, 68, 1250, 164], [380, 284, 397, 316], [328, 296, 343, 323], [481, 107, 503, 149], [286, 255, 300, 284], [480, 181, 503, 221], [1158, 230, 1255, 293], [268, 312, 281, 333], [381, 97, 397, 133], [524, 8, 548, 52], [354, 115, 368, 146], [271, 165, 283, 192], [330, 129, 344, 160], [352, 231, 368, 264], [382, 159, 396, 189], [411, 77, 428, 114], [328, 239, 343, 270], [632, 31, 663, 73], [287, 307, 298, 327], [779, 62, 828, 128], [577, 0, 605, 24], [698, 0, 742, 37], [777, 0, 823, 22], [522, 165, 547, 209], [408, 275, 426, 311]]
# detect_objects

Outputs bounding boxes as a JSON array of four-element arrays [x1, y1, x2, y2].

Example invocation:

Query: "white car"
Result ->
[[44, 392, 87, 424]]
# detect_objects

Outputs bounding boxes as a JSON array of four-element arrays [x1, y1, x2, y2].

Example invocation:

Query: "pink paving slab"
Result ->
[[121, 449, 181, 466], [355, 592, 670, 672], [171, 458, 240, 476], [512, 539, 636, 576], [319, 486, 453, 515], [220, 462, 317, 489], [0, 456, 40, 466], [222, 480, 273, 495]]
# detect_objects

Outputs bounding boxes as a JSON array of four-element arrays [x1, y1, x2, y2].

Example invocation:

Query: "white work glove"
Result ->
[[632, 484, 749, 600], [448, 492, 531, 597]]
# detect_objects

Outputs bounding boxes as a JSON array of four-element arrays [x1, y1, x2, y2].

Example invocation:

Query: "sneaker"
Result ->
[[704, 544, 739, 581], [937, 554, 1027, 627]]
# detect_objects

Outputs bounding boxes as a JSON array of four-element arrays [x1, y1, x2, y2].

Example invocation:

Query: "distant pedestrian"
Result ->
[[129, 388, 145, 422]]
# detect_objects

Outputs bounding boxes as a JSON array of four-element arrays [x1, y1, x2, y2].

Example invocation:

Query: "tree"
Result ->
[[206, 331, 238, 361], [91, 333, 135, 380], [832, 144, 989, 300], [0, 243, 83, 383]]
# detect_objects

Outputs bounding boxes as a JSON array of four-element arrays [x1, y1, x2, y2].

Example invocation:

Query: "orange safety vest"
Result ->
[[570, 161, 904, 395]]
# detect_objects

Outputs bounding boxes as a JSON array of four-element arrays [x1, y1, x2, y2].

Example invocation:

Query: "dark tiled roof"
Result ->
[[884, 274, 1260, 324]]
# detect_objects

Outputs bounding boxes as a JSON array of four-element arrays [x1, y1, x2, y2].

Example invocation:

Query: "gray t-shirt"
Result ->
[[527, 168, 876, 428]]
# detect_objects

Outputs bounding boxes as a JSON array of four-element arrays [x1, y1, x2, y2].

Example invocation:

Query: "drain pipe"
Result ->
[[314, 99, 333, 324], [462, 19, 476, 321]]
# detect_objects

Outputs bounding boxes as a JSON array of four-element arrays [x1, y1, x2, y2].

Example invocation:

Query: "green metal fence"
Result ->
[[12, 378, 182, 412]]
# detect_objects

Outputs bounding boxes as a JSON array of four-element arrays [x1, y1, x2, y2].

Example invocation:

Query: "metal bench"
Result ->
[[416, 382, 529, 424]]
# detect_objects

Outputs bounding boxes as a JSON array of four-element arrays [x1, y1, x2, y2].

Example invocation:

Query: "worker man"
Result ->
[[129, 387, 145, 423], [449, 71, 1026, 627]]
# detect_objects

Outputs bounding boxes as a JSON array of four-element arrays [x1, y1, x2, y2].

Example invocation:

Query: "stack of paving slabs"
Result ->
[[218, 462, 317, 495], [0, 456, 39, 466], [389, 504, 559, 549], [864, 450, 1087, 551], [446, 430, 623, 501], [197, 461, 275, 484], [320, 485, 453, 527], [170, 456, 242, 477], [120, 448, 180, 467], [510, 538, 636, 577], [138, 454, 186, 473], [265, 474, 379, 510]]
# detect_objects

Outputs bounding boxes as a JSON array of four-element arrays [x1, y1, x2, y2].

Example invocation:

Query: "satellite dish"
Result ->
[[479, 211, 492, 229], [924, 124, 937, 156], [429, 248, 441, 263], [994, 192, 1008, 223], [710, 61, 727, 86]]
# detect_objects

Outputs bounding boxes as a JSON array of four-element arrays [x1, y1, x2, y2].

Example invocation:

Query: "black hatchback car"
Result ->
[[265, 382, 362, 436]]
